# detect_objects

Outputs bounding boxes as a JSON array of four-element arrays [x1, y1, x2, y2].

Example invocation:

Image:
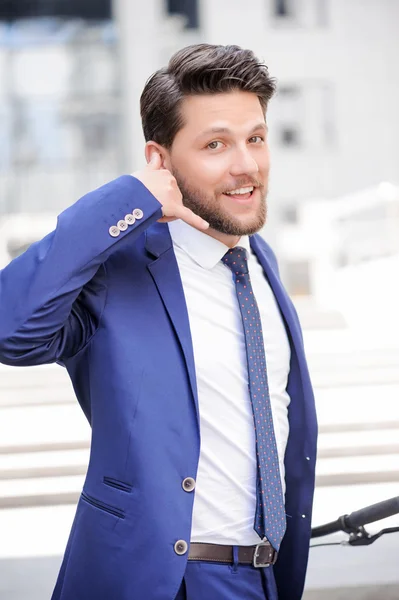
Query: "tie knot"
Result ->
[[222, 247, 249, 276]]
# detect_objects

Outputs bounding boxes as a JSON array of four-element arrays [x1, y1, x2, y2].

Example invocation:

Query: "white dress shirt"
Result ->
[[168, 220, 291, 546]]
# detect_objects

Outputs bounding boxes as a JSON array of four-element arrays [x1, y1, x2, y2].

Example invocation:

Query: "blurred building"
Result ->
[[1, 7, 399, 600], [0, 15, 121, 214], [197, 0, 399, 293], [1, 0, 399, 297], [0, 0, 198, 216], [279, 182, 399, 329]]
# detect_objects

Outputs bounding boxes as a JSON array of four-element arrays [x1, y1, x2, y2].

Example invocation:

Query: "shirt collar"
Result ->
[[168, 220, 251, 270]]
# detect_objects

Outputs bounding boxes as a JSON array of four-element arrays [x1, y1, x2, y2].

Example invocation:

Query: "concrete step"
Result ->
[[0, 364, 74, 408], [1, 335, 398, 509], [303, 584, 399, 599], [0, 413, 397, 508], [1, 428, 398, 476], [1, 362, 399, 409]]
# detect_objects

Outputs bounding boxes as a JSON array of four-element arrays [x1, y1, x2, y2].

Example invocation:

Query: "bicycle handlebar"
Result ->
[[311, 495, 399, 539], [311, 518, 341, 538], [345, 496, 399, 529]]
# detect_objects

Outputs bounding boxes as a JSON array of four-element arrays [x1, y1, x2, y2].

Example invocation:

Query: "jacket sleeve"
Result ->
[[0, 175, 163, 366]]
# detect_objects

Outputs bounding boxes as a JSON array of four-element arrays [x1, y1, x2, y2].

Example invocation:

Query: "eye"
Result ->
[[248, 135, 264, 144], [207, 141, 223, 150]]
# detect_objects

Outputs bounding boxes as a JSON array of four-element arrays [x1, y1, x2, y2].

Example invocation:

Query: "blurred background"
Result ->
[[0, 0, 398, 598]]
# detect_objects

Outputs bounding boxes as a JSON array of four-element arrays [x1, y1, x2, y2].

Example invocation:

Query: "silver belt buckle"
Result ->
[[252, 538, 277, 568]]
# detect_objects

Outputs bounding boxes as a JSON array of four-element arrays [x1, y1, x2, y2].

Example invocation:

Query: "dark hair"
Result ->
[[140, 44, 275, 149]]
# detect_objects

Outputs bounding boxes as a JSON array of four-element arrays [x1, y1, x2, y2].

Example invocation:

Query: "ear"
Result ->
[[144, 142, 169, 169]]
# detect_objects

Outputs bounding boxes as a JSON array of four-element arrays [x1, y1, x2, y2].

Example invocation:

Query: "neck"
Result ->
[[204, 227, 241, 249]]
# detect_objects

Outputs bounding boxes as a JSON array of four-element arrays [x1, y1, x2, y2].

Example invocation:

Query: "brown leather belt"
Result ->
[[188, 541, 277, 568]]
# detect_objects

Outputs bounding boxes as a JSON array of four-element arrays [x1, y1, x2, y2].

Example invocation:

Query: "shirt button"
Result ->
[[125, 214, 136, 225], [109, 225, 120, 238], [301, 514, 306, 519], [305, 456, 310, 461], [182, 477, 196, 492], [117, 220, 128, 231], [132, 208, 143, 220], [174, 540, 188, 555]]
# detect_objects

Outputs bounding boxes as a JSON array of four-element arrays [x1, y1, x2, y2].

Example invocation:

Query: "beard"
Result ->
[[170, 167, 268, 236]]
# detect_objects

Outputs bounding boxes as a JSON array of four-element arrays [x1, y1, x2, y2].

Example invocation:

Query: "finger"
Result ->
[[157, 216, 178, 223], [174, 205, 209, 231], [147, 151, 162, 170]]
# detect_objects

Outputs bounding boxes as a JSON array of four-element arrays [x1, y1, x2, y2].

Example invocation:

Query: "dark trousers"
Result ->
[[175, 553, 278, 599]]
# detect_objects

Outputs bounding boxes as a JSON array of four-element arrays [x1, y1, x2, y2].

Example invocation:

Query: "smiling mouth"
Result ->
[[223, 186, 256, 203]]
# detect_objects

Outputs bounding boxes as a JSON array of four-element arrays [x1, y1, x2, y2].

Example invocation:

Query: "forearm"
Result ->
[[0, 175, 162, 366]]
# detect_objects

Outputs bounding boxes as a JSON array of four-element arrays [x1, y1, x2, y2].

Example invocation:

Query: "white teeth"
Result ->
[[225, 186, 254, 195]]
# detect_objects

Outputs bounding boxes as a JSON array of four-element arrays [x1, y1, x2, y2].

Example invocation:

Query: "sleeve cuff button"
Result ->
[[109, 225, 120, 237], [117, 220, 128, 231], [125, 214, 136, 225], [132, 208, 143, 220]]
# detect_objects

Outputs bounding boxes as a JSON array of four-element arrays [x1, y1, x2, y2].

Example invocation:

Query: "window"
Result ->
[[270, 82, 335, 150], [271, 0, 328, 28], [281, 203, 299, 225], [281, 127, 300, 146], [0, 0, 112, 21], [284, 260, 311, 296], [274, 85, 303, 148], [0, 18, 122, 214], [274, 0, 293, 17], [167, 0, 199, 29]]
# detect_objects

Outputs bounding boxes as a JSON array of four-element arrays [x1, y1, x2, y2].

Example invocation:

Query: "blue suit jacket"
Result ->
[[0, 176, 317, 600]]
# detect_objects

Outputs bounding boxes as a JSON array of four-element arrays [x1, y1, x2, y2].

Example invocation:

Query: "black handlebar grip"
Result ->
[[345, 496, 399, 529]]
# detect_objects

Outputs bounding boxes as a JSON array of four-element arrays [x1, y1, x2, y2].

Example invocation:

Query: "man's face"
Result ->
[[164, 91, 270, 237]]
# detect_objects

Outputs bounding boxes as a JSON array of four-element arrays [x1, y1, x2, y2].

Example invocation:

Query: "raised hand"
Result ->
[[132, 152, 209, 231]]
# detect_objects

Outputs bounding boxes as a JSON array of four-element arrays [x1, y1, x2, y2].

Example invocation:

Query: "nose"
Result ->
[[229, 146, 259, 178]]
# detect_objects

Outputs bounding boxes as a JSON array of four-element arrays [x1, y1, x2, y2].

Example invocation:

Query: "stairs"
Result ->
[[1, 330, 398, 510], [0, 328, 398, 597]]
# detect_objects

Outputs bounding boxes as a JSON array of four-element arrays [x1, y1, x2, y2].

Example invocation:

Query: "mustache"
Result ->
[[219, 178, 263, 193]]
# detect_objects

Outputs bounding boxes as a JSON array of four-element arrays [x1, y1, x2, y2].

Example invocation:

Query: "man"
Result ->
[[0, 44, 317, 600]]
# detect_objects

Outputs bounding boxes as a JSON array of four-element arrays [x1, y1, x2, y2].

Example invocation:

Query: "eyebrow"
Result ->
[[196, 122, 268, 140]]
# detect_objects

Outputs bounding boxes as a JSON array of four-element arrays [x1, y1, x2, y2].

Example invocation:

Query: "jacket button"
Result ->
[[174, 540, 188, 555], [132, 208, 144, 220], [109, 225, 120, 238], [182, 477, 196, 492], [125, 214, 136, 225], [117, 220, 128, 231]]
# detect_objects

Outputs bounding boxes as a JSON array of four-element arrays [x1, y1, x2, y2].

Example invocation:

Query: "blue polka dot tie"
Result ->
[[223, 247, 286, 551]]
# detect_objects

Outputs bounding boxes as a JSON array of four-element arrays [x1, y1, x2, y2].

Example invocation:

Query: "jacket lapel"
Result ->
[[250, 234, 317, 437], [145, 224, 199, 423], [250, 234, 304, 353], [145, 226, 308, 433]]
